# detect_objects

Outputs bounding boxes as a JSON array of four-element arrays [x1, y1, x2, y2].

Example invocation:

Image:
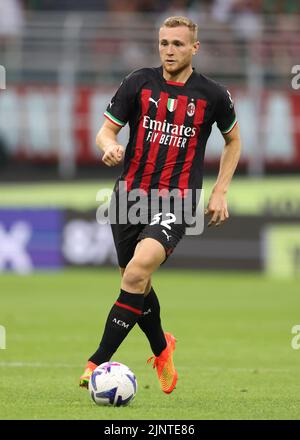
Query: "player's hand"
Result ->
[[102, 144, 125, 167], [205, 190, 229, 227]]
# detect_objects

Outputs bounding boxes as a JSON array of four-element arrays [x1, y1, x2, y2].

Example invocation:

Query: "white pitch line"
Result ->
[[179, 366, 291, 373], [0, 362, 81, 368], [0, 362, 291, 373]]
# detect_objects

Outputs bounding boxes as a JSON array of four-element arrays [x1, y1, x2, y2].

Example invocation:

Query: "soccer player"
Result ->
[[80, 16, 241, 393]]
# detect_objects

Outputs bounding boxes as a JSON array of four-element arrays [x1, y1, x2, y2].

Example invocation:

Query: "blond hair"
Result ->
[[162, 16, 198, 42]]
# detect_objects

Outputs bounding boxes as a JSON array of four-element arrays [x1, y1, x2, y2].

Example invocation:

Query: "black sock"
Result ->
[[89, 289, 144, 365], [138, 287, 167, 356]]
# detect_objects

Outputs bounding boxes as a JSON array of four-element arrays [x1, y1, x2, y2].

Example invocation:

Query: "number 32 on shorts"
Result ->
[[150, 212, 176, 230]]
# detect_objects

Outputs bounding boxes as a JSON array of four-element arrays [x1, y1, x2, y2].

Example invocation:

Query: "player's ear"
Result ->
[[193, 41, 200, 55]]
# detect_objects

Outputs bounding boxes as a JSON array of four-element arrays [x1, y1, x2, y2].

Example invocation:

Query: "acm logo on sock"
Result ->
[[113, 318, 129, 329]]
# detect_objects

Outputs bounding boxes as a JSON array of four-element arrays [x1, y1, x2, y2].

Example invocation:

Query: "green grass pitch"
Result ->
[[1, 268, 300, 420]]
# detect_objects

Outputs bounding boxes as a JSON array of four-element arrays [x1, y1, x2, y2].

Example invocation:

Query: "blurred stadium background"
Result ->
[[0, 0, 300, 420]]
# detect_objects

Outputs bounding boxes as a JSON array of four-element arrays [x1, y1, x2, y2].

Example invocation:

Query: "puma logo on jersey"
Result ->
[[149, 97, 161, 108], [113, 318, 129, 329], [162, 229, 172, 241], [143, 308, 152, 316]]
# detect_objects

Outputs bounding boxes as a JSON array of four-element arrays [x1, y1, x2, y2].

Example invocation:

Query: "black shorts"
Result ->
[[109, 190, 187, 268]]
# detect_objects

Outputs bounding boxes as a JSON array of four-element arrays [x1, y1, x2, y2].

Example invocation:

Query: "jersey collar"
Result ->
[[159, 66, 195, 87]]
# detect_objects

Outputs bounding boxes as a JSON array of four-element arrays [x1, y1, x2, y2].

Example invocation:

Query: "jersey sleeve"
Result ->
[[104, 73, 137, 127], [215, 86, 237, 134]]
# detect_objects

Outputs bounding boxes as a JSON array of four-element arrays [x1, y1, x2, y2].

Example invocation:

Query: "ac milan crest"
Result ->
[[187, 102, 195, 117]]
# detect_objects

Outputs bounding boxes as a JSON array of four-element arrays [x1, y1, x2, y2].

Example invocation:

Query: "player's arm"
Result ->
[[206, 123, 241, 226], [96, 119, 125, 167]]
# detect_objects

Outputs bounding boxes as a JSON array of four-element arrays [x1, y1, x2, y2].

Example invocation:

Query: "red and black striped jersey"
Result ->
[[104, 66, 237, 194]]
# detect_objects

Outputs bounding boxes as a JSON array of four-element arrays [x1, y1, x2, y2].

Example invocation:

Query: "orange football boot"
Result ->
[[79, 361, 98, 388], [147, 332, 178, 394]]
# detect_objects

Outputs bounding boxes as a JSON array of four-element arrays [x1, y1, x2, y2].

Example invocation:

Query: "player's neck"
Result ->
[[162, 66, 193, 84]]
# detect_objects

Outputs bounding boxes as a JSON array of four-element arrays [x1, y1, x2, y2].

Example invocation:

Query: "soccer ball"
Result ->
[[88, 362, 137, 407]]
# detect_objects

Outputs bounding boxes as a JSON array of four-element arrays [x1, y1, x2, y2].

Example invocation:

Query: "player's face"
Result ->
[[159, 26, 199, 77]]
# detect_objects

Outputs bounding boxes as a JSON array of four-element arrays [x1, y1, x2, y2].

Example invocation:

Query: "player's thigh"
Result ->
[[119, 266, 152, 295], [128, 237, 166, 275]]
